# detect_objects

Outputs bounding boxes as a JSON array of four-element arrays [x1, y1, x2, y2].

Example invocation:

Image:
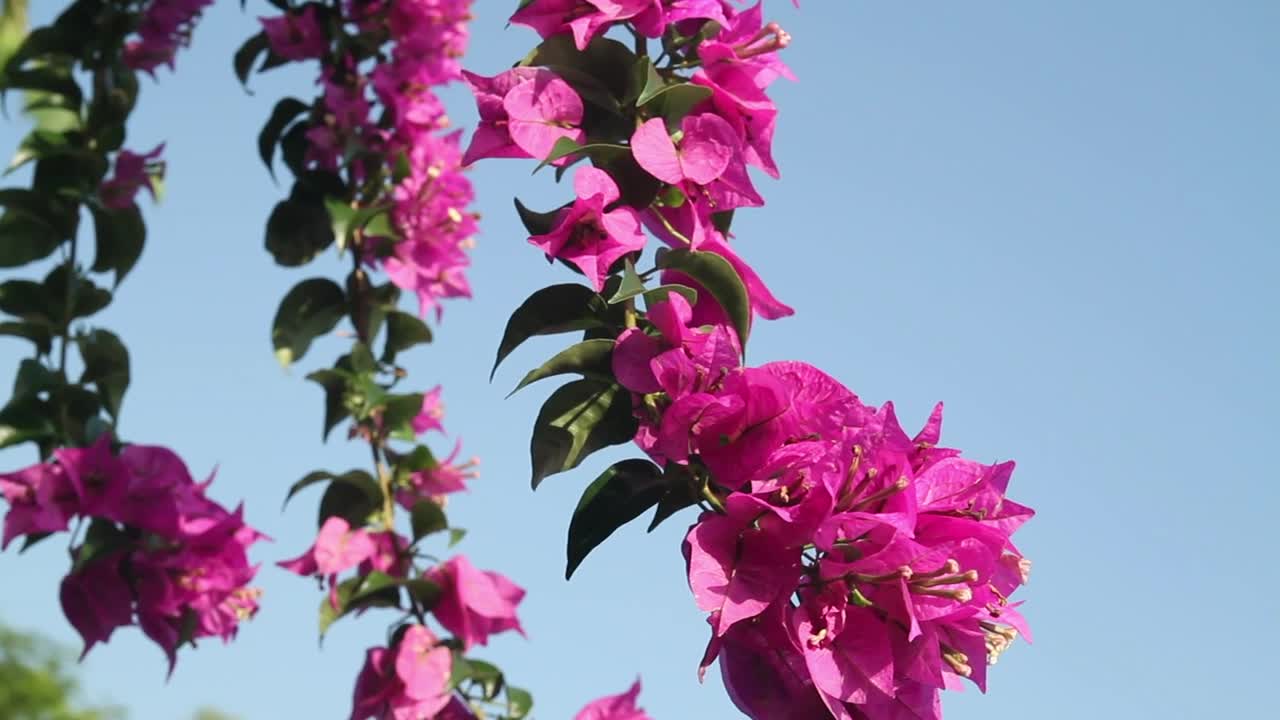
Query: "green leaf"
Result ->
[[467, 660, 505, 700], [633, 56, 667, 106], [0, 394, 54, 449], [566, 459, 666, 579], [447, 528, 467, 547], [233, 31, 269, 88], [283, 469, 372, 507], [264, 192, 335, 267], [272, 278, 346, 367], [648, 462, 699, 532], [509, 338, 614, 397], [382, 311, 431, 363], [513, 197, 562, 237], [0, 0, 29, 71], [12, 357, 54, 398], [643, 83, 713, 127], [529, 379, 637, 489], [77, 329, 129, 421], [317, 470, 383, 528], [71, 518, 128, 573], [381, 392, 424, 442], [656, 248, 752, 347], [606, 259, 647, 304], [0, 278, 50, 322], [641, 284, 698, 308], [89, 204, 144, 286], [506, 686, 534, 720], [410, 500, 447, 542], [259, 97, 310, 179], [319, 573, 402, 637], [534, 138, 628, 174], [326, 199, 389, 251], [0, 187, 72, 238], [0, 320, 50, 353], [0, 209, 60, 268], [41, 264, 111, 324], [404, 578, 441, 609], [492, 284, 607, 380], [305, 367, 351, 440]]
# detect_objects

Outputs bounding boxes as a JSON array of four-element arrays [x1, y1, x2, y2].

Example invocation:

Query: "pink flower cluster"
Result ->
[[262, 0, 480, 321], [279, 386, 524, 718], [0, 435, 264, 671], [123, 0, 215, 74], [612, 292, 1034, 719], [465, 0, 796, 333], [99, 144, 164, 209]]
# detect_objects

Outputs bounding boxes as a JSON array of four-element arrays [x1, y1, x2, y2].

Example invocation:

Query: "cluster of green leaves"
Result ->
[[0, 0, 149, 461], [494, 29, 762, 579], [0, 621, 124, 720]]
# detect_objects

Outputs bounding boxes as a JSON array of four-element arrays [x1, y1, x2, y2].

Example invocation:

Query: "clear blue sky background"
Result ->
[[1, 1, 1276, 718]]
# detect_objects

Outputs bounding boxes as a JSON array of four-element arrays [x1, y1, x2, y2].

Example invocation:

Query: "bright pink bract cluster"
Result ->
[[613, 293, 1034, 719], [265, 0, 480, 321], [0, 435, 264, 671], [124, 0, 215, 74]]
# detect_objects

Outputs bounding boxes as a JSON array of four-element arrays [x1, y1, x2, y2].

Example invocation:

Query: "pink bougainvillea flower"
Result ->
[[393, 625, 454, 717], [427, 555, 525, 650], [412, 385, 447, 435], [462, 67, 584, 166], [60, 554, 134, 658], [503, 72, 587, 161], [99, 144, 164, 209], [511, 0, 624, 51], [692, 62, 781, 178], [631, 114, 739, 186], [699, 3, 795, 89], [0, 461, 77, 549], [574, 678, 652, 720], [123, 0, 214, 73], [260, 6, 328, 61], [278, 516, 377, 579], [528, 167, 647, 290], [715, 604, 831, 720], [397, 439, 478, 509], [53, 435, 130, 521]]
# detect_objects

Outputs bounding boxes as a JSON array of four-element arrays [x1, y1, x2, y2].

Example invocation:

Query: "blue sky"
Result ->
[[1, 1, 1277, 718]]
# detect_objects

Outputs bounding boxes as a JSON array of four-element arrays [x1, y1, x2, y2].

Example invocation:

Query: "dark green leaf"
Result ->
[[272, 278, 346, 367], [0, 209, 61, 268], [41, 264, 111, 325], [0, 320, 50, 354], [0, 394, 54, 449], [12, 357, 55, 398], [492, 284, 606, 380], [644, 83, 713, 127], [410, 500, 447, 542], [0, 278, 50, 322], [381, 392, 424, 442], [467, 659, 504, 700], [509, 338, 614, 397], [264, 193, 335, 267], [305, 367, 350, 440], [404, 578, 441, 609], [641, 284, 698, 308], [77, 329, 129, 421], [529, 380, 637, 489], [711, 209, 734, 234], [566, 459, 666, 579], [317, 471, 383, 528], [513, 197, 562, 237], [4, 67, 81, 107], [657, 248, 752, 347], [259, 97, 310, 179], [233, 32, 269, 88], [71, 519, 128, 573], [382, 311, 431, 363], [648, 462, 699, 532], [606, 259, 646, 304], [89, 204, 144, 286], [534, 138, 628, 174], [633, 56, 667, 106]]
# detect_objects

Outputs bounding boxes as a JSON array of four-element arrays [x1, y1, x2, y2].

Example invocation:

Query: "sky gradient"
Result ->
[[1, 1, 1277, 718]]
